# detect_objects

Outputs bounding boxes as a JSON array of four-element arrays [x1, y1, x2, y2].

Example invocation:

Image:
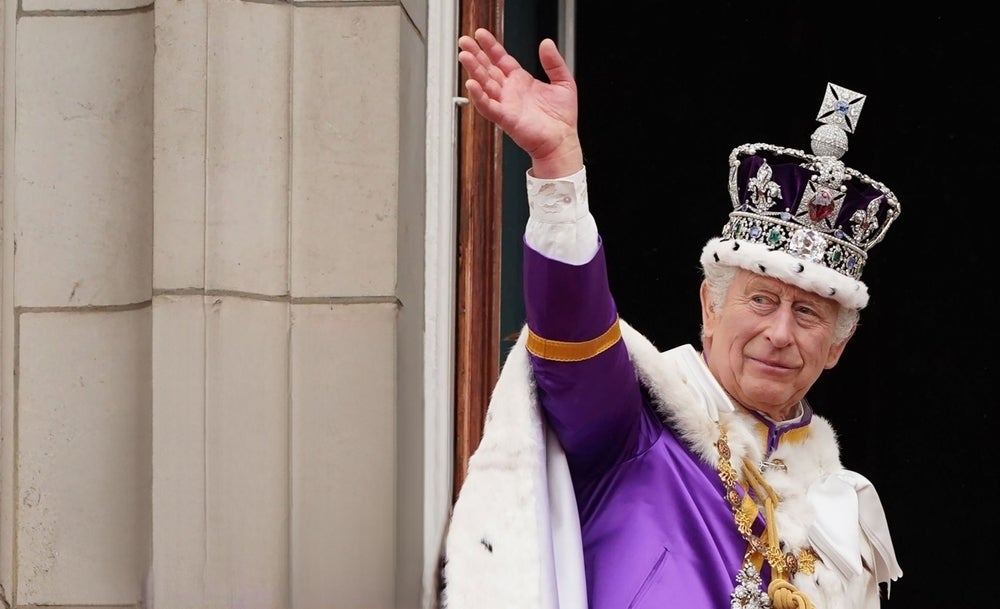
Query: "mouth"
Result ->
[[748, 356, 796, 372]]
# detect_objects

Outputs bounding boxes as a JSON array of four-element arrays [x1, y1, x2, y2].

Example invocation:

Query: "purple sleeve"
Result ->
[[523, 240, 651, 480]]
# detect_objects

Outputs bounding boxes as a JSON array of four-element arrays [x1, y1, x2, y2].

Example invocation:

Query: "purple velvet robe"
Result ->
[[524, 242, 810, 608]]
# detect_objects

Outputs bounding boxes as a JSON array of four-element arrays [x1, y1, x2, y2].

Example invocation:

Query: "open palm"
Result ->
[[458, 29, 578, 164]]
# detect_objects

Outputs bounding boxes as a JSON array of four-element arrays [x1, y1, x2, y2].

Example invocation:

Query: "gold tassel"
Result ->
[[768, 578, 816, 609]]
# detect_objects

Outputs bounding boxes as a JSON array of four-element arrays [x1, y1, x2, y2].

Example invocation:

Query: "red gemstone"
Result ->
[[808, 190, 834, 222]]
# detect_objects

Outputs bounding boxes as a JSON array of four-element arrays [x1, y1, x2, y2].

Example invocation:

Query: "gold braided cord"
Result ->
[[716, 426, 818, 609], [740, 459, 778, 506], [741, 459, 784, 574]]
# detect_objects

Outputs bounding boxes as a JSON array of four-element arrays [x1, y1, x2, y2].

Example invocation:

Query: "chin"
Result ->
[[741, 387, 795, 412]]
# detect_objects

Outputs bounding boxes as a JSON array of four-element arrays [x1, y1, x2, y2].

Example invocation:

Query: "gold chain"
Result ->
[[715, 426, 817, 579]]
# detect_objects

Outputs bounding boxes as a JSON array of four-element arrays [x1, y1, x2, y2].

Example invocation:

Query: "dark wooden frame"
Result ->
[[453, 0, 505, 497]]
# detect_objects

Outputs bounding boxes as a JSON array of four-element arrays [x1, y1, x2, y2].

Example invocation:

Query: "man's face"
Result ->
[[700, 269, 853, 420]]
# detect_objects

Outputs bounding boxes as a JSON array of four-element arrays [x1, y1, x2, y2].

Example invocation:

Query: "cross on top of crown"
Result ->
[[816, 83, 866, 134]]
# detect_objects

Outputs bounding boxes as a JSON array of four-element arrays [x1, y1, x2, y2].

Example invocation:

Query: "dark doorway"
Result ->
[[572, 4, 994, 608]]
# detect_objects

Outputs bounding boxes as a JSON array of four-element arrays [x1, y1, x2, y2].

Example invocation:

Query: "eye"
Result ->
[[795, 304, 817, 316], [748, 293, 778, 310]]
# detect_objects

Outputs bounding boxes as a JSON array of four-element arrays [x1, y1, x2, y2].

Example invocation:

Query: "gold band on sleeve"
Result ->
[[525, 318, 622, 362]]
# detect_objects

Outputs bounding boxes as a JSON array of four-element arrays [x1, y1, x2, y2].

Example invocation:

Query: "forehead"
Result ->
[[734, 269, 838, 308]]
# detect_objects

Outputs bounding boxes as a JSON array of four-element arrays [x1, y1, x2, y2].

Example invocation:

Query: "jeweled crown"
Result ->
[[701, 83, 901, 310]]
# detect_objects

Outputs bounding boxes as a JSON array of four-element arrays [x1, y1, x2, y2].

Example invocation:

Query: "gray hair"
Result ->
[[701, 264, 859, 344]]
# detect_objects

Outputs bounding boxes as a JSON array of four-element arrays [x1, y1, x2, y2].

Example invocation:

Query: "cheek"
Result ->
[[723, 330, 753, 364], [803, 338, 837, 367], [722, 321, 757, 348]]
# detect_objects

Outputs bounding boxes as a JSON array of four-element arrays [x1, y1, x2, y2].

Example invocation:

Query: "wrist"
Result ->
[[530, 137, 584, 179]]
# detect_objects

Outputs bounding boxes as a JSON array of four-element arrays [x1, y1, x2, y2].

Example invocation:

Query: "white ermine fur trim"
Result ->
[[443, 327, 548, 608], [701, 237, 870, 310]]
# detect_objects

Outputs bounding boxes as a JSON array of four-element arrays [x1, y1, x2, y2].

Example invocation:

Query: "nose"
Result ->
[[766, 304, 795, 348]]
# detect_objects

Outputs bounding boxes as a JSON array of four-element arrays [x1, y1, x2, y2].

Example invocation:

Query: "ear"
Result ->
[[824, 323, 857, 369], [699, 280, 718, 338]]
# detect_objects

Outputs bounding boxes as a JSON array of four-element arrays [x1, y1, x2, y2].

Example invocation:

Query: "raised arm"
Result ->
[[458, 30, 650, 482]]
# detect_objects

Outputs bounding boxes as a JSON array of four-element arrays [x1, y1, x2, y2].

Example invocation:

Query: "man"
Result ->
[[444, 28, 902, 609]]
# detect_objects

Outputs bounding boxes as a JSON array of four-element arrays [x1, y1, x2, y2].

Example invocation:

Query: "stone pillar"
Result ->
[[152, 1, 407, 607], [152, 1, 292, 606], [0, 1, 154, 606]]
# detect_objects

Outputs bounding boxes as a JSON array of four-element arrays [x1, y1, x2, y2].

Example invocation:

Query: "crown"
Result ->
[[701, 83, 901, 310]]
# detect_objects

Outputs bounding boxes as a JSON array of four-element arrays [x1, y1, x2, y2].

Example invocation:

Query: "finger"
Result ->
[[457, 49, 481, 77], [457, 35, 483, 58], [464, 79, 504, 123], [464, 79, 488, 107], [462, 63, 503, 107], [457, 34, 475, 49], [463, 41, 506, 88], [479, 76, 503, 102], [473, 28, 523, 79], [537, 38, 573, 86], [458, 50, 502, 99]]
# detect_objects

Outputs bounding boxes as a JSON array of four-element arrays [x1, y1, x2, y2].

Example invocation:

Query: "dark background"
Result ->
[[498, 3, 995, 608]]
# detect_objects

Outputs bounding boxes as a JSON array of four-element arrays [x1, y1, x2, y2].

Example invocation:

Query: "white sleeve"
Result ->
[[524, 167, 599, 265]]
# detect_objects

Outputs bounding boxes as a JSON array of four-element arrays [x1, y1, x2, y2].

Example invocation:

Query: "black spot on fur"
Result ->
[[713, 252, 720, 262], [829, 288, 836, 296], [757, 264, 767, 274], [480, 538, 493, 553], [732, 242, 741, 251], [796, 263, 804, 273]]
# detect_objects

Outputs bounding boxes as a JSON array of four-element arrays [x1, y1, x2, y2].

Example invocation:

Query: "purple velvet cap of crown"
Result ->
[[700, 142, 901, 310]]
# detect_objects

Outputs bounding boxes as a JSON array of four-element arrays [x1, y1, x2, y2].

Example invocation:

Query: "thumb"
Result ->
[[537, 38, 573, 85]]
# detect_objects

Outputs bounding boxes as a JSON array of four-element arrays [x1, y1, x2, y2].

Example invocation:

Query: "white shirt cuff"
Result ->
[[524, 167, 599, 265]]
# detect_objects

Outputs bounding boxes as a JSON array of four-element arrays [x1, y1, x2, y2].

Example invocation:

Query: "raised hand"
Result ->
[[457, 28, 583, 178]]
